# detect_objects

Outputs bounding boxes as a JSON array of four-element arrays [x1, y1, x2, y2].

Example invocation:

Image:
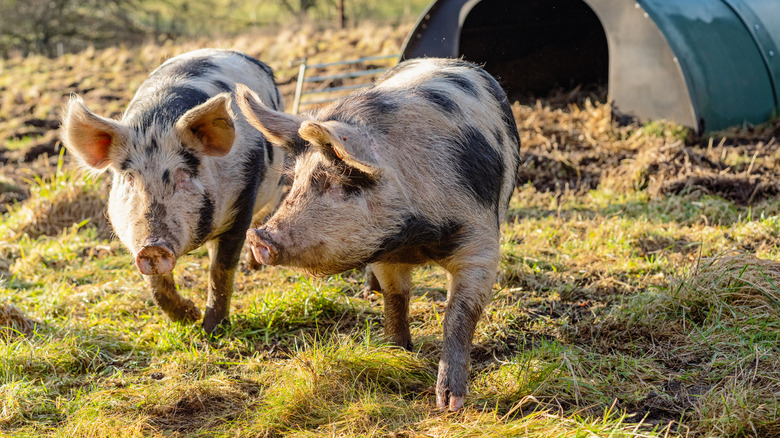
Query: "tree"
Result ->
[[0, 0, 142, 57]]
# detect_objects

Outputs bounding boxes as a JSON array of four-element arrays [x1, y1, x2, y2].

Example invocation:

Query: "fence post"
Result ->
[[292, 59, 307, 115]]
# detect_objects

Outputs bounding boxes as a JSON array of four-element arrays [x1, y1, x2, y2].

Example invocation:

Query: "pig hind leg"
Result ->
[[363, 266, 382, 294], [371, 262, 414, 351], [436, 240, 500, 411], [145, 273, 201, 323]]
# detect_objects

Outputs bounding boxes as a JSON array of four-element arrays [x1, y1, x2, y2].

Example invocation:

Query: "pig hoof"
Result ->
[[182, 302, 202, 322], [202, 315, 230, 335], [168, 300, 200, 323], [436, 392, 465, 411]]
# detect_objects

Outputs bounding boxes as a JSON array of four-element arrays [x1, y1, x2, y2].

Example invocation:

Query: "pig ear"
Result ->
[[235, 83, 306, 153], [299, 120, 382, 177], [176, 93, 235, 157], [60, 95, 129, 170]]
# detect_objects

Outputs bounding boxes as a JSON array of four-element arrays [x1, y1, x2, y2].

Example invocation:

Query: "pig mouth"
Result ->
[[246, 228, 281, 265], [135, 243, 177, 275]]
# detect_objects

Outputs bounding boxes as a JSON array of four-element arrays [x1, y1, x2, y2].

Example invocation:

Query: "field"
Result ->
[[2, 22, 780, 437]]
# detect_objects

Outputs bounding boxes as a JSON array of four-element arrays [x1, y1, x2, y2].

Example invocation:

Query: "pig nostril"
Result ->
[[251, 243, 272, 265], [246, 228, 278, 265]]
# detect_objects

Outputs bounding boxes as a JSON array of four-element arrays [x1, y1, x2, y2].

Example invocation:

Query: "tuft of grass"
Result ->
[[639, 120, 691, 143], [246, 334, 433, 436], [2, 149, 111, 240]]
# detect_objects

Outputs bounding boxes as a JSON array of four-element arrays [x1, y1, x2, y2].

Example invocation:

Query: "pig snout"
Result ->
[[135, 242, 176, 275], [246, 228, 279, 265]]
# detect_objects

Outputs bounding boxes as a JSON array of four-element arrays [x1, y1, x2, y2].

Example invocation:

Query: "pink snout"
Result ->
[[246, 228, 279, 265], [135, 244, 176, 275]]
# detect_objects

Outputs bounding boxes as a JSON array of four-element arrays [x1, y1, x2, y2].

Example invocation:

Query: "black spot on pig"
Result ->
[[310, 162, 377, 197], [454, 127, 503, 209], [144, 201, 174, 244], [195, 194, 215, 245], [120, 157, 133, 171], [163, 57, 219, 79], [213, 80, 232, 93], [369, 217, 463, 263], [146, 200, 167, 222], [233, 51, 275, 78], [419, 87, 459, 113], [146, 138, 159, 156], [478, 69, 506, 105], [132, 86, 210, 130], [180, 148, 201, 176], [162, 168, 170, 185], [340, 165, 377, 196], [322, 90, 398, 132], [436, 72, 478, 97]]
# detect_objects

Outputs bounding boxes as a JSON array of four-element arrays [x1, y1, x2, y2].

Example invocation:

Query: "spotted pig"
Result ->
[[236, 58, 520, 409], [60, 49, 286, 333]]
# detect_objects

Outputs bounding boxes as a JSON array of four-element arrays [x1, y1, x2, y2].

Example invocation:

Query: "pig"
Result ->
[[60, 49, 286, 333], [235, 58, 521, 410]]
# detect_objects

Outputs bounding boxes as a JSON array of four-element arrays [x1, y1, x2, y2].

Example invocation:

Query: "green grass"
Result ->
[[2, 32, 780, 437], [3, 180, 779, 436]]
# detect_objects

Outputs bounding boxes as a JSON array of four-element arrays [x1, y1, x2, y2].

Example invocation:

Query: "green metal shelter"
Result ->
[[401, 0, 780, 133]]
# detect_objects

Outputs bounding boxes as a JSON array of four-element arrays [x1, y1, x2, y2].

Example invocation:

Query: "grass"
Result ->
[[2, 23, 780, 438], [3, 178, 779, 436]]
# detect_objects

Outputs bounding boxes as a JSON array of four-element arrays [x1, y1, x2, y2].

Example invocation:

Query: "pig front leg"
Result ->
[[145, 273, 202, 323], [371, 262, 414, 350], [437, 247, 499, 411], [202, 234, 243, 333]]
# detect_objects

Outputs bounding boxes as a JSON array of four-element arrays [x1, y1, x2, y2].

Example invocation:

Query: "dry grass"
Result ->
[[0, 304, 39, 339]]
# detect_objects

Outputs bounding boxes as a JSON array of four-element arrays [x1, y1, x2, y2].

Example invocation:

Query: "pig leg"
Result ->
[[370, 262, 414, 350], [202, 234, 243, 333], [145, 273, 201, 323], [363, 266, 382, 292], [436, 246, 500, 411]]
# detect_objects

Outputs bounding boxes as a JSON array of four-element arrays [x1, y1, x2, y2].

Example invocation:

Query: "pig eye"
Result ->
[[323, 179, 343, 196]]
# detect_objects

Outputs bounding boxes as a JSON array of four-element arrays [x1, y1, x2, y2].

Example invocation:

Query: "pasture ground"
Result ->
[[1, 23, 779, 437]]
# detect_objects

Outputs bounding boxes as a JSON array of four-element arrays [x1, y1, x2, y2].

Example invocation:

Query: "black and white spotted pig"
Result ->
[[60, 49, 286, 333], [236, 58, 520, 410]]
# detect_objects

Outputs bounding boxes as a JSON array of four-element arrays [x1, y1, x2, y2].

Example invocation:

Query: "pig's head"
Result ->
[[61, 93, 236, 276], [236, 84, 399, 275]]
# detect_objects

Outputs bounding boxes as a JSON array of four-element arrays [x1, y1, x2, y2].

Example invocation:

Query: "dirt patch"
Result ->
[[624, 380, 710, 431], [513, 97, 780, 207], [661, 174, 780, 205], [147, 388, 249, 434]]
